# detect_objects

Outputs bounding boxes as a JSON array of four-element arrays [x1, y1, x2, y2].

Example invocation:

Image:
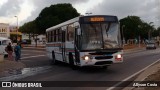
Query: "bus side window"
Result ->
[[67, 29, 69, 41], [0, 41, 1, 45], [52, 31, 54, 42], [56, 29, 59, 42], [67, 24, 74, 41], [58, 29, 62, 42], [54, 30, 56, 42], [49, 31, 52, 42], [49, 31, 51, 42], [51, 31, 53, 42]]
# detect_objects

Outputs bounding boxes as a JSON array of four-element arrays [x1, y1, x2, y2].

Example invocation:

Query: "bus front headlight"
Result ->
[[115, 54, 122, 61], [84, 56, 90, 61], [82, 55, 92, 61]]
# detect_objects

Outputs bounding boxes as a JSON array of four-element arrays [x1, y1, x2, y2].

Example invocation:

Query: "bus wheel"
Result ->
[[69, 53, 77, 70], [51, 51, 56, 65]]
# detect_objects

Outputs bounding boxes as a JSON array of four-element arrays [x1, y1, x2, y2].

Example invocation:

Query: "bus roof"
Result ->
[[46, 16, 81, 32], [46, 15, 118, 32]]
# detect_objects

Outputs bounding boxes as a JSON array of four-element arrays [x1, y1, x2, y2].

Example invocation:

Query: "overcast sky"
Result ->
[[0, 0, 160, 27]]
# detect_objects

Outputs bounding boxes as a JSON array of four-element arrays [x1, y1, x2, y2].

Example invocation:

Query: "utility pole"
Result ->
[[138, 25, 141, 47], [14, 16, 18, 44], [122, 25, 125, 47]]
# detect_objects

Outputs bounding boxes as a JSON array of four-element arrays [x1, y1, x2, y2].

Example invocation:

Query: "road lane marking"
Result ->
[[107, 58, 160, 90], [21, 55, 46, 59], [22, 54, 30, 55], [22, 50, 45, 52]]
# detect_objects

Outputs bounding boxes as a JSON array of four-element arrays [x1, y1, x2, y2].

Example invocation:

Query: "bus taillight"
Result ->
[[115, 54, 122, 61]]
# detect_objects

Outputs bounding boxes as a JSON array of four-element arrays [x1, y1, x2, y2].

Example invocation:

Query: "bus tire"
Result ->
[[51, 51, 56, 65], [69, 53, 77, 70]]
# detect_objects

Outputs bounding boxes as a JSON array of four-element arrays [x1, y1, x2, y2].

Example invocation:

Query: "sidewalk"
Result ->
[[123, 60, 160, 90], [122, 44, 160, 90], [0, 59, 25, 78]]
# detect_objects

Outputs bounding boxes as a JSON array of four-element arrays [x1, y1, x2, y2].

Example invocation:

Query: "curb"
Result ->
[[124, 48, 145, 54], [107, 56, 160, 90], [122, 59, 160, 90]]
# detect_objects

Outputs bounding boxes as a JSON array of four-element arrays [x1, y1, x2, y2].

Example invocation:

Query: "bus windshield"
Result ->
[[81, 23, 121, 50]]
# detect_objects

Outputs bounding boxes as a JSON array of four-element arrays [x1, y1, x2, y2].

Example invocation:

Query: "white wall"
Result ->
[[0, 23, 10, 38], [31, 34, 46, 45]]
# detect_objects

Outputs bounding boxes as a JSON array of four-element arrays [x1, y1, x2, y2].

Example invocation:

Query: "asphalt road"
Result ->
[[20, 49, 50, 67], [1, 48, 160, 90]]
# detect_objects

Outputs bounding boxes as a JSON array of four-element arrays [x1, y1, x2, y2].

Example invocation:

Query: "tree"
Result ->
[[20, 3, 80, 35], [120, 16, 142, 41], [19, 21, 38, 40], [153, 26, 160, 37], [120, 16, 155, 41], [35, 3, 80, 34]]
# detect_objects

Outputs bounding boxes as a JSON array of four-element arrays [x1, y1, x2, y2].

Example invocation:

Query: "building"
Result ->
[[31, 35, 46, 45], [9, 26, 22, 43], [0, 23, 10, 38]]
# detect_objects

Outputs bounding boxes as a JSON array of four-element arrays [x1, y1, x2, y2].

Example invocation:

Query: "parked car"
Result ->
[[0, 37, 12, 57], [146, 42, 156, 49]]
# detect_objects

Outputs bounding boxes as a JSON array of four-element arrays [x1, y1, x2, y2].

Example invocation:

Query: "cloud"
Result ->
[[89, 0, 159, 26], [0, 0, 160, 27], [74, 0, 103, 15], [20, 0, 90, 25], [0, 0, 8, 8], [0, 0, 89, 25], [155, 0, 160, 26], [0, 0, 22, 17]]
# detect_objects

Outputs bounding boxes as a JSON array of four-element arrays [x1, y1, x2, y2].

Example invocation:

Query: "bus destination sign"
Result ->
[[90, 17, 105, 22], [80, 16, 118, 23]]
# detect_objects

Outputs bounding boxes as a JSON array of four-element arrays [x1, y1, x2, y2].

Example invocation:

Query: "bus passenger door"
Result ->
[[61, 30, 66, 62], [74, 22, 81, 65], [74, 27, 80, 64]]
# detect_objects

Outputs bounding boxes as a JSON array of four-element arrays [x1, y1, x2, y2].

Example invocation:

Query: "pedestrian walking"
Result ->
[[14, 43, 21, 61], [5, 43, 13, 60]]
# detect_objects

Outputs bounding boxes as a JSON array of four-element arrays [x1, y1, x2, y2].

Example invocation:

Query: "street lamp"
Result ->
[[14, 16, 18, 43], [122, 25, 125, 47]]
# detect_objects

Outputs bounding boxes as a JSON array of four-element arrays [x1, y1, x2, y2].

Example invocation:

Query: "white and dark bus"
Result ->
[[46, 15, 123, 69]]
